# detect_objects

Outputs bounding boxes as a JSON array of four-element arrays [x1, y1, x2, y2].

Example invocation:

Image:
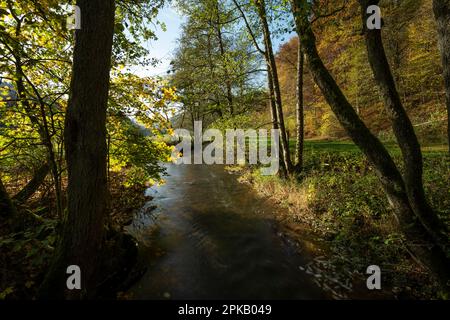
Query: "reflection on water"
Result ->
[[127, 163, 327, 300]]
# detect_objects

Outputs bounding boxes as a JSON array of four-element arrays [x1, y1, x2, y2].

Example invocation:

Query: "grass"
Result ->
[[290, 139, 448, 155], [302, 140, 361, 153], [240, 138, 449, 299]]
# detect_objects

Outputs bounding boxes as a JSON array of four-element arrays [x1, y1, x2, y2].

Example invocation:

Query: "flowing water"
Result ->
[[127, 163, 327, 300]]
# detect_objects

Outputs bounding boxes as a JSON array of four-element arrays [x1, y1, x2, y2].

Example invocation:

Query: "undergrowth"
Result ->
[[240, 146, 449, 299]]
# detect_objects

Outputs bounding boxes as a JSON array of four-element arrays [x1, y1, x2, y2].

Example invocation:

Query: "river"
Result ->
[[127, 163, 327, 300]]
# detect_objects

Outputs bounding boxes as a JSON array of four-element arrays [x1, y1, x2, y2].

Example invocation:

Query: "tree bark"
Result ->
[[231, 0, 287, 176], [39, 0, 115, 299], [13, 162, 50, 204], [0, 176, 17, 218], [433, 0, 450, 154], [295, 40, 305, 172], [360, 0, 448, 256], [256, 0, 293, 175], [268, 70, 287, 177], [291, 0, 450, 289]]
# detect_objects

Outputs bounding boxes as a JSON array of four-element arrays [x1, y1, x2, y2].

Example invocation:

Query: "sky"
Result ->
[[135, 4, 295, 78], [132, 6, 185, 78]]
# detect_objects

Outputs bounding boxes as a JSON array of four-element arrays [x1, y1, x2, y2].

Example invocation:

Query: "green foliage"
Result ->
[[0, 215, 57, 265], [245, 141, 449, 298], [107, 72, 176, 185], [0, 0, 174, 298], [0, 0, 70, 183], [108, 116, 172, 185], [170, 0, 265, 128], [208, 113, 254, 131], [0, 213, 57, 299], [114, 0, 166, 66], [0, 0, 174, 188]]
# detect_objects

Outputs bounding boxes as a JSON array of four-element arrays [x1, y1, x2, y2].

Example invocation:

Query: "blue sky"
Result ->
[[132, 6, 185, 77], [136, 4, 294, 78]]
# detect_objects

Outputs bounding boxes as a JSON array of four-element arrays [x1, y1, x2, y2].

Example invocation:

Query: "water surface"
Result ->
[[128, 163, 326, 300]]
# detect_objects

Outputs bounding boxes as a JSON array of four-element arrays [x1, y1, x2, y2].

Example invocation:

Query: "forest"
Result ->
[[0, 0, 449, 300]]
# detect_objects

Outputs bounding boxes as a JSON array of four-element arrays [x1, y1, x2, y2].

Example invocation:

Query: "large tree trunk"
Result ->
[[13, 162, 50, 204], [256, 0, 293, 175], [433, 0, 450, 154], [291, 0, 450, 289], [295, 40, 305, 172], [359, 0, 448, 250], [0, 177, 17, 218], [39, 0, 115, 299]]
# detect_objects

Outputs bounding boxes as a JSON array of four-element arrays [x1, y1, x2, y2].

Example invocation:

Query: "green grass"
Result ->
[[245, 138, 449, 298], [289, 139, 448, 156], [302, 140, 361, 153]]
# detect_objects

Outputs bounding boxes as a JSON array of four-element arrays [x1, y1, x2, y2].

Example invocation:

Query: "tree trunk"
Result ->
[[268, 70, 287, 177], [13, 162, 50, 204], [433, 0, 450, 154], [214, 1, 234, 115], [231, 0, 286, 175], [359, 0, 448, 257], [256, 0, 293, 175], [39, 0, 115, 299], [295, 40, 305, 172], [0, 176, 17, 218], [291, 0, 450, 289]]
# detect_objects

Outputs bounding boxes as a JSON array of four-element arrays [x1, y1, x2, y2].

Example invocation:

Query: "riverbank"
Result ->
[[234, 141, 449, 299], [0, 171, 151, 299]]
